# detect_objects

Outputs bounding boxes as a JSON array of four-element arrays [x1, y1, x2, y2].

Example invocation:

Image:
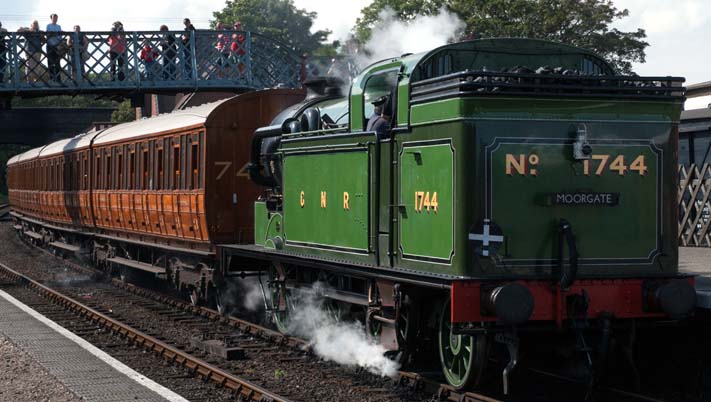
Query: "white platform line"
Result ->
[[0, 289, 189, 402]]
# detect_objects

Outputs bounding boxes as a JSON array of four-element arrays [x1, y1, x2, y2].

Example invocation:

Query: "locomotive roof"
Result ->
[[355, 38, 616, 85]]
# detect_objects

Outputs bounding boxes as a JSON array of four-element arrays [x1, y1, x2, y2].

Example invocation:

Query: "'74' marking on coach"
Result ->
[[214, 161, 250, 180]]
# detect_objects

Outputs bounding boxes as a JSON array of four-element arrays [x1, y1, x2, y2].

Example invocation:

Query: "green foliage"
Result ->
[[12, 95, 114, 108], [313, 42, 340, 57], [273, 368, 286, 380], [112, 100, 135, 123], [354, 0, 648, 74], [212, 0, 331, 55]]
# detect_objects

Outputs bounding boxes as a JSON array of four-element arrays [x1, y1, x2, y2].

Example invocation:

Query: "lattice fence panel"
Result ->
[[679, 163, 711, 247]]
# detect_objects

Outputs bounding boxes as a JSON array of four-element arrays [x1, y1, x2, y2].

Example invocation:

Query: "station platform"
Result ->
[[680, 247, 711, 309], [0, 289, 187, 402]]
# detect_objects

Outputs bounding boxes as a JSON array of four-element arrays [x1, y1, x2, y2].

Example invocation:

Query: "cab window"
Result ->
[[362, 70, 398, 129]]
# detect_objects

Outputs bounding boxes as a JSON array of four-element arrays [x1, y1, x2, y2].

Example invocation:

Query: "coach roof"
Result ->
[[6, 97, 234, 166], [92, 98, 232, 146], [12, 146, 46, 164]]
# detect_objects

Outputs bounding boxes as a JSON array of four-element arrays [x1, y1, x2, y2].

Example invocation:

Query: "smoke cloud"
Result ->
[[359, 7, 465, 67], [286, 283, 400, 378]]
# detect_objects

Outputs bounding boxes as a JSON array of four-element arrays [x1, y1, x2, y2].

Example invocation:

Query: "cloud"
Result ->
[[613, 0, 710, 84], [617, 0, 708, 35]]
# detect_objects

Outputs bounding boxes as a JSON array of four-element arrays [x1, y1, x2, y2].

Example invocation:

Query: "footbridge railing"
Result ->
[[0, 30, 303, 95]]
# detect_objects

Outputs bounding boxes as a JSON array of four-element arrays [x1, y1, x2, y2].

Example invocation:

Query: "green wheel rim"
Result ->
[[438, 300, 487, 389]]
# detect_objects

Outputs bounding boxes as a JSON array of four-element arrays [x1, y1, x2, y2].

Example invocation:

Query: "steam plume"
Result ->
[[359, 7, 465, 67], [287, 284, 399, 378]]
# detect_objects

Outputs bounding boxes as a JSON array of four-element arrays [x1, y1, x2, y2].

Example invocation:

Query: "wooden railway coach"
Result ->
[[7, 89, 305, 297]]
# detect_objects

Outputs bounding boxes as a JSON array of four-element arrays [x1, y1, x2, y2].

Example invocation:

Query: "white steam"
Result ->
[[360, 7, 465, 67], [242, 278, 265, 312], [286, 284, 400, 378]]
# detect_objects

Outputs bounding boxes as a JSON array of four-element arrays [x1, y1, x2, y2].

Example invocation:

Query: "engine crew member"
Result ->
[[366, 95, 391, 137]]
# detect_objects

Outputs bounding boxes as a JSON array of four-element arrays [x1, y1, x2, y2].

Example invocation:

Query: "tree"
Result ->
[[111, 100, 135, 123], [212, 0, 331, 55], [354, 0, 648, 74]]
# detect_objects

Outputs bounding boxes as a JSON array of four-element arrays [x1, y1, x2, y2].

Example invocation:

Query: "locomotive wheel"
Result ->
[[367, 298, 419, 365], [269, 265, 292, 334], [438, 299, 488, 390]]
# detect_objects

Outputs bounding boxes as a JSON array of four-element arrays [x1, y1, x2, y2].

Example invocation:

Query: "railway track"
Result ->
[[0, 260, 291, 402]]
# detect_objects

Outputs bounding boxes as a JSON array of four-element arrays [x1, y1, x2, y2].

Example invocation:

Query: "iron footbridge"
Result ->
[[0, 30, 307, 96]]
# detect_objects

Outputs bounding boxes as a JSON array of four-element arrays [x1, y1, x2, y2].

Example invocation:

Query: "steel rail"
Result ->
[[0, 260, 292, 402]]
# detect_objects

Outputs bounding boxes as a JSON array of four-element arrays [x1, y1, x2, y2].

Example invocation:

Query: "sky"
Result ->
[[0, 0, 707, 85]]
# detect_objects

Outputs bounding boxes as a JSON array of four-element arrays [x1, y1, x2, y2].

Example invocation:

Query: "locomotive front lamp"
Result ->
[[573, 123, 592, 160]]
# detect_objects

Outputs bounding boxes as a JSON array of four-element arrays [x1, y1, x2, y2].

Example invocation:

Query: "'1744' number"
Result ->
[[583, 155, 648, 176], [414, 191, 438, 213]]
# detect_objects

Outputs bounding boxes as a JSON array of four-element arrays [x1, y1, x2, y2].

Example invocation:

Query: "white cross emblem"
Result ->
[[469, 220, 504, 257]]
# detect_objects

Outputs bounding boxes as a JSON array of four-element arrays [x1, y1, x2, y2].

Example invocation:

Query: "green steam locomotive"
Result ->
[[223, 38, 694, 391]]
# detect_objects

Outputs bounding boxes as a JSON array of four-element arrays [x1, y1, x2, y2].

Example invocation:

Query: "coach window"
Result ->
[[67, 157, 72, 191], [190, 141, 199, 189], [117, 152, 124, 190], [157, 147, 164, 190], [66, 158, 70, 191], [69, 155, 79, 191], [83, 155, 88, 190], [49, 160, 54, 191], [95, 154, 101, 189], [118, 148, 122, 189], [142, 147, 149, 190], [128, 150, 135, 190], [106, 152, 112, 190], [173, 144, 181, 190]]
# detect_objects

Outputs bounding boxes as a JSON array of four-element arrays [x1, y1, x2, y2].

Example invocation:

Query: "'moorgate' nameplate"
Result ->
[[551, 192, 619, 206]]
